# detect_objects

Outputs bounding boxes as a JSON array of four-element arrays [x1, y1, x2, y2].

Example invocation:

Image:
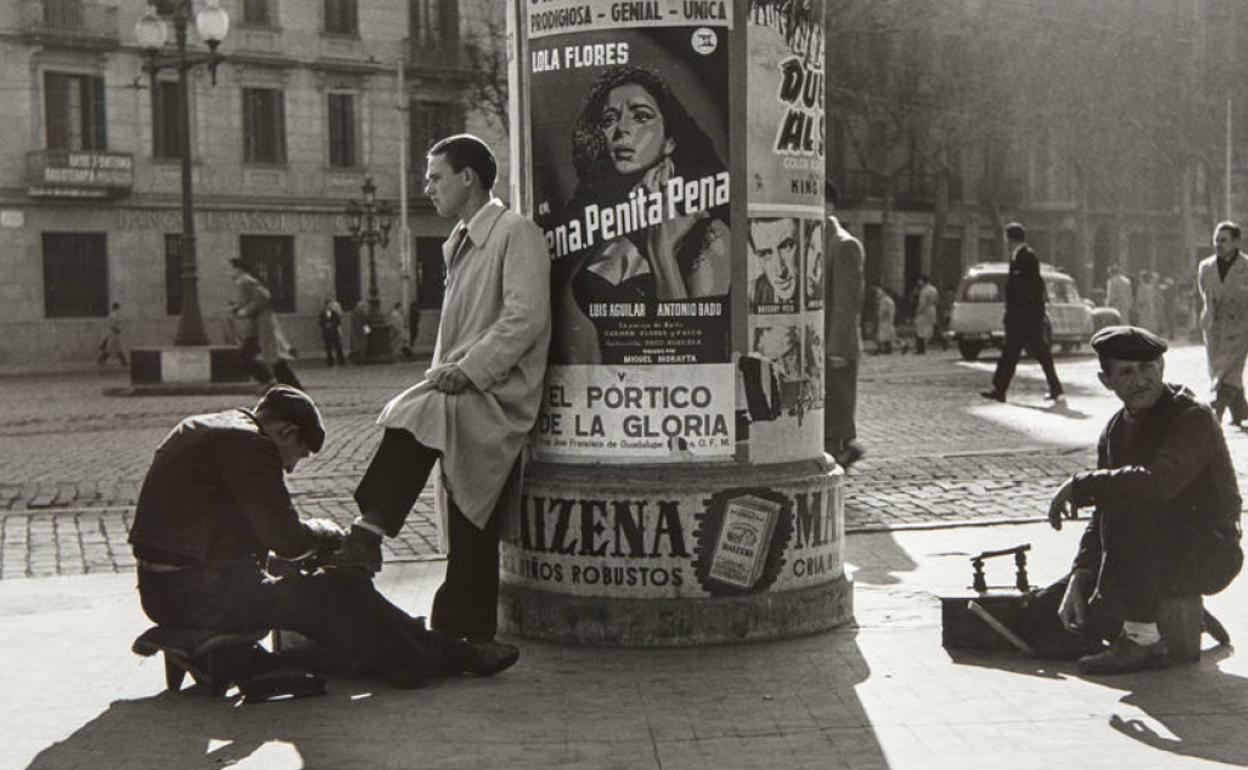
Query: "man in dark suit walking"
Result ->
[[981, 222, 1064, 402]]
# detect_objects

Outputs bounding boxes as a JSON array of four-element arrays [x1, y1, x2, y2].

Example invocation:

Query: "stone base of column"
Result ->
[[501, 575, 853, 647], [499, 459, 851, 646]]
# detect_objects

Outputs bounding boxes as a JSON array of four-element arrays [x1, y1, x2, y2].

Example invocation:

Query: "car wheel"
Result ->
[[958, 340, 983, 361]]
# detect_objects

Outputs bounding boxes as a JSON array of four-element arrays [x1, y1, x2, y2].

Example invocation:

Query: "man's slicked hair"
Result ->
[[428, 133, 497, 191], [1004, 222, 1026, 242], [1215, 220, 1242, 241]]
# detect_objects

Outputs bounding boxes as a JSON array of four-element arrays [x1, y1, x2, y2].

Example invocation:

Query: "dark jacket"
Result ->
[[1004, 244, 1046, 322], [129, 409, 318, 565], [1071, 384, 1243, 583], [318, 307, 342, 335]]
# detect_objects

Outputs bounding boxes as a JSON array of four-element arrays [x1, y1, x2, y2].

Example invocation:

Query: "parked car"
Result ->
[[948, 262, 1095, 361]]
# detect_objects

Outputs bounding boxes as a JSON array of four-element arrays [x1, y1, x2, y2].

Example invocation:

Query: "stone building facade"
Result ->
[[0, 0, 503, 366]]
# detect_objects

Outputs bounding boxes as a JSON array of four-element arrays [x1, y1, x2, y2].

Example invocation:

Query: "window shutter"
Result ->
[[88, 75, 107, 150], [44, 73, 69, 150]]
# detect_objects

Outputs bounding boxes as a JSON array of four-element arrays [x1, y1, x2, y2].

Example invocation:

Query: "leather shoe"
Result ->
[[1076, 635, 1168, 675], [979, 389, 1005, 403], [452, 639, 520, 676], [326, 525, 383, 574]]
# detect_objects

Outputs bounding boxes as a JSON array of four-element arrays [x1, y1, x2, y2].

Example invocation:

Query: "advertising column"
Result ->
[[503, 0, 850, 646]]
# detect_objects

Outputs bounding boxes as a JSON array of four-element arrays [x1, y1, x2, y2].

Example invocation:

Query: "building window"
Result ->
[[410, 101, 465, 183], [239, 235, 296, 312], [327, 92, 357, 168], [44, 72, 106, 151], [409, 0, 459, 45], [242, 0, 275, 27], [43, 0, 83, 29], [164, 234, 183, 316], [243, 87, 286, 164], [416, 236, 445, 309], [152, 80, 182, 160], [324, 0, 358, 34], [333, 236, 361, 310], [43, 232, 108, 318]]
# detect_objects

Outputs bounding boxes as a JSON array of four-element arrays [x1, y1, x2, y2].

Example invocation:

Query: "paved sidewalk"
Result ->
[[5, 520, 1246, 770]]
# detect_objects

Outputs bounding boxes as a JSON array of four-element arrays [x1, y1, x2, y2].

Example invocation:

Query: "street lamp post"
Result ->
[[346, 177, 395, 364], [135, 0, 229, 347]]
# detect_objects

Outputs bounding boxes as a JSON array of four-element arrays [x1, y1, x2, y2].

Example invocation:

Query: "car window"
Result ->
[[1045, 278, 1078, 303], [960, 278, 1003, 301]]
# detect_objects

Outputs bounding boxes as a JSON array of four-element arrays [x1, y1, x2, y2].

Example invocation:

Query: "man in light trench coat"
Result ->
[[332, 134, 551, 672], [1198, 221, 1248, 426]]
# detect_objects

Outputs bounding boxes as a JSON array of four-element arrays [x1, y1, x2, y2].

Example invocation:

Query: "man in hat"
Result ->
[[330, 134, 550, 672], [129, 386, 502, 690], [1047, 326, 1243, 673]]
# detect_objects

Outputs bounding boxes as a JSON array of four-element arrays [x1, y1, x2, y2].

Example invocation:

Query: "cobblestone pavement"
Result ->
[[2, 343, 1240, 577]]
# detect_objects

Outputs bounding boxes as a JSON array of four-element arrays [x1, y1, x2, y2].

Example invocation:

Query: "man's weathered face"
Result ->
[[1098, 356, 1165, 413], [269, 423, 311, 472], [425, 153, 470, 219], [1215, 228, 1240, 259]]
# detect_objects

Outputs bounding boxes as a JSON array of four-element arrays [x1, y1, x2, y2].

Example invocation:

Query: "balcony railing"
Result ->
[[18, 0, 118, 50], [403, 37, 474, 79], [26, 149, 133, 198]]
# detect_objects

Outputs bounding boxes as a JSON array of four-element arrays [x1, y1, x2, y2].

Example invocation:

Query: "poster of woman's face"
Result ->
[[529, 28, 732, 366]]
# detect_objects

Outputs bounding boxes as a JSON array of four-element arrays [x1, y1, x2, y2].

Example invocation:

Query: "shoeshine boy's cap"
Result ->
[[1091, 325, 1167, 363], [256, 385, 325, 452]]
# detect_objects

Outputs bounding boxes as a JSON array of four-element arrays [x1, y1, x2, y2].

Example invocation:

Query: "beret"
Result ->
[[256, 385, 325, 453], [1090, 325, 1167, 362]]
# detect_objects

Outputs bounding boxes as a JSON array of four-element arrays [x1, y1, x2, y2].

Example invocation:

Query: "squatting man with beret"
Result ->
[[1047, 326, 1243, 674], [129, 386, 510, 694]]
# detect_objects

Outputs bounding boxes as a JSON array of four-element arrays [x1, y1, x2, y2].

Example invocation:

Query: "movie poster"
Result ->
[[741, 2, 825, 462], [526, 0, 734, 461]]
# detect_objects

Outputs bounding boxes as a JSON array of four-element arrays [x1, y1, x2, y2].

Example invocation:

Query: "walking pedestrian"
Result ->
[[980, 222, 1064, 402], [318, 298, 346, 367], [1198, 220, 1248, 426], [96, 302, 127, 367], [823, 181, 865, 469], [330, 134, 551, 669], [230, 258, 303, 390], [1134, 271, 1161, 332], [874, 286, 896, 354], [348, 299, 368, 364], [389, 302, 407, 359], [1106, 265, 1134, 322], [912, 275, 939, 354]]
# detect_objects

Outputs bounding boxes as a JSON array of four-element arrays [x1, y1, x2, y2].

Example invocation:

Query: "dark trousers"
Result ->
[[137, 559, 439, 674], [322, 331, 346, 367], [824, 358, 859, 452], [241, 336, 303, 390], [1088, 507, 1243, 623], [1212, 383, 1248, 425], [991, 317, 1063, 396], [354, 428, 503, 641]]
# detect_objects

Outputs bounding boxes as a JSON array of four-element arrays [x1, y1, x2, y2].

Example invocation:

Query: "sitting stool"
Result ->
[[1157, 596, 1231, 664], [132, 626, 268, 696]]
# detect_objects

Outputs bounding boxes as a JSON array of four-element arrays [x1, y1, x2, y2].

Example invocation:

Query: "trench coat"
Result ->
[[1106, 273, 1134, 320], [376, 199, 551, 530], [1198, 253, 1248, 394], [234, 272, 292, 365], [913, 283, 939, 340]]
